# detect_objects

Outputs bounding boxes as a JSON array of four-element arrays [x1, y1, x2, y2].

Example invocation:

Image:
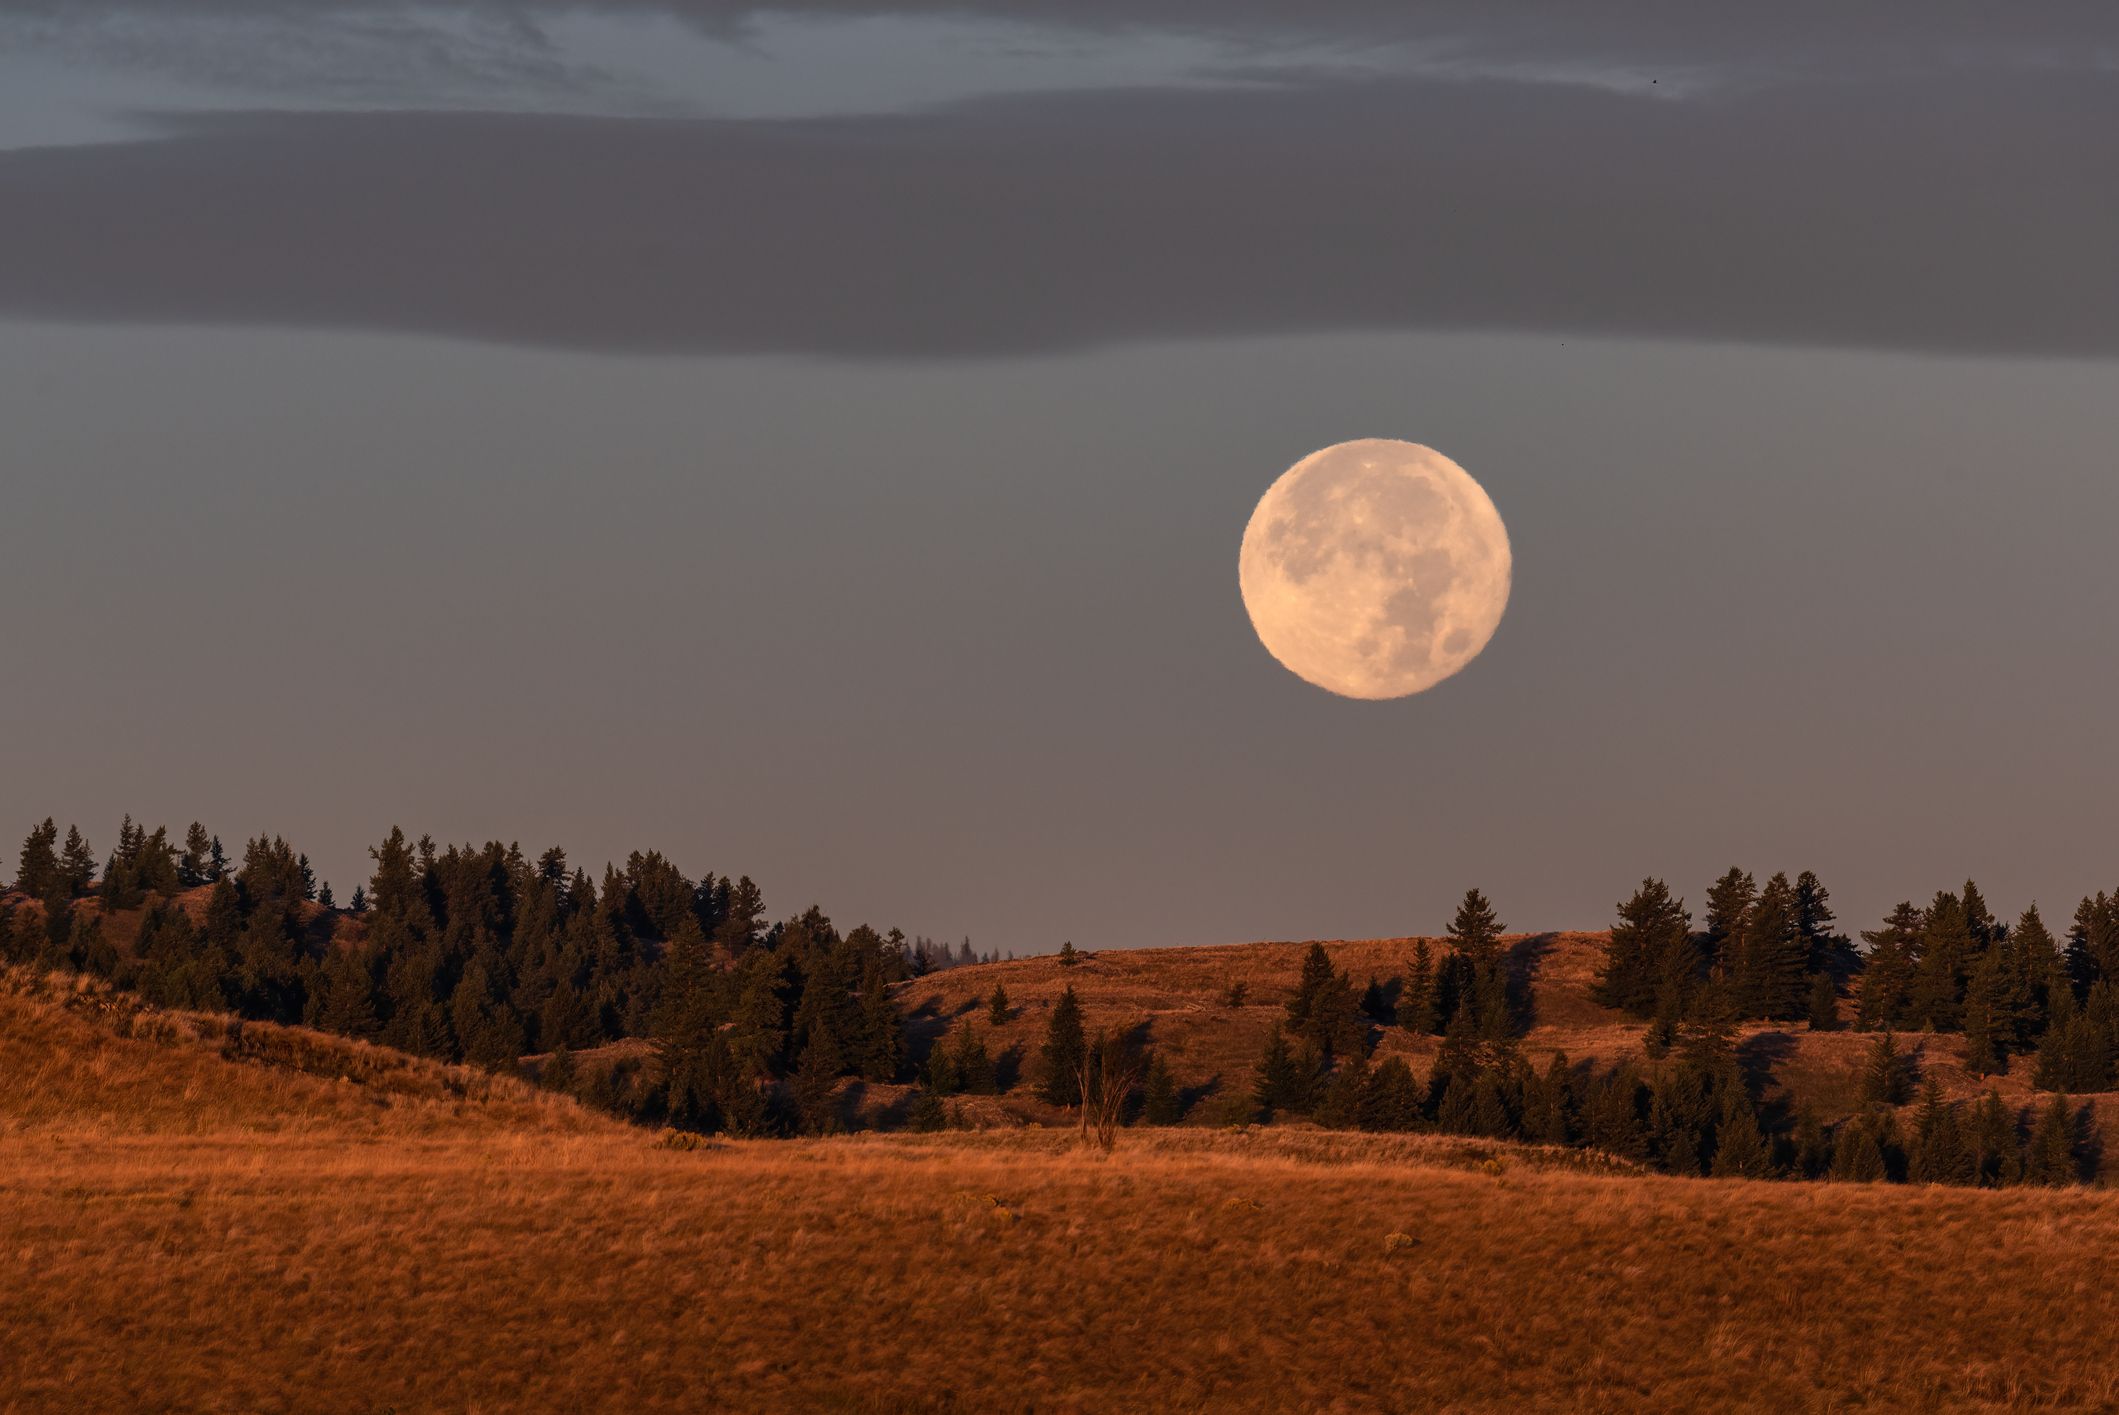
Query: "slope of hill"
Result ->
[[10, 958, 2119, 1409], [897, 934, 2116, 1148], [0, 965, 597, 1138]]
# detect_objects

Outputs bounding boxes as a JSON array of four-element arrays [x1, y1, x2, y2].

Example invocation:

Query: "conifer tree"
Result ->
[[1790, 1103, 1831, 1180], [1057, 940, 1080, 968], [1520, 1052, 1575, 1146], [1907, 890, 1974, 1031], [1906, 1082, 1974, 1186], [2068, 892, 2119, 987], [179, 822, 212, 888], [14, 819, 60, 899], [1141, 1054, 1182, 1125], [1583, 1065, 1652, 1162], [1358, 1056, 1425, 1133], [1446, 889, 1504, 965], [1794, 869, 1843, 973], [1286, 942, 1336, 1026], [1313, 1051, 1369, 1129], [856, 962, 902, 1082], [1400, 940, 1440, 1035], [1965, 1091, 2019, 1187], [2025, 1093, 2080, 1186], [1960, 950, 2013, 1077], [1709, 1086, 1773, 1178], [1731, 872, 1807, 1020], [950, 1024, 997, 1095], [1856, 902, 1922, 1030], [59, 826, 96, 897], [1829, 1117, 1889, 1182], [988, 983, 1011, 1025], [540, 1043, 577, 1095], [1807, 971, 1840, 1032], [1594, 879, 1691, 1017], [2007, 905, 2061, 1044], [1037, 985, 1086, 1106], [1252, 1024, 1299, 1117], [1702, 867, 1756, 976], [317, 945, 381, 1039], [1860, 1032, 1912, 1106]]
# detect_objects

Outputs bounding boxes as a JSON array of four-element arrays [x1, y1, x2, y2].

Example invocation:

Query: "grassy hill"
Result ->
[[6, 964, 2119, 1410], [898, 933, 2115, 1148]]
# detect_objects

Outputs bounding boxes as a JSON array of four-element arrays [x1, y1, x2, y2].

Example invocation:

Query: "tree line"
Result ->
[[1, 814, 997, 1135]]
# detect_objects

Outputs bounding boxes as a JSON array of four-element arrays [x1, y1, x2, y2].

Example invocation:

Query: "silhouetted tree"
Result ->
[[1141, 1054, 1182, 1125], [1594, 879, 1691, 1017], [1037, 985, 1086, 1106]]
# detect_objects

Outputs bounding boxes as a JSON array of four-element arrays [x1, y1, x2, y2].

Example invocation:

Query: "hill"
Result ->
[[5, 966, 2119, 1410], [896, 933, 2118, 1154]]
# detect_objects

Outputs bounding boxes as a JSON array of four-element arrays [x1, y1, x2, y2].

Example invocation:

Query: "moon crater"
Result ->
[[1239, 439, 1511, 700]]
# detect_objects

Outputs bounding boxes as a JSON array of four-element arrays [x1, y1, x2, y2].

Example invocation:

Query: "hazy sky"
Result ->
[[3, 5, 2117, 950]]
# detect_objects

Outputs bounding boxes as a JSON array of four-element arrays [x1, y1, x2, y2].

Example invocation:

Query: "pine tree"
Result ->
[[1790, 1103, 1831, 1180], [1807, 971, 1840, 1032], [1906, 1082, 1975, 1186], [2025, 1093, 2079, 1186], [1141, 1055, 1182, 1125], [1312, 1051, 1369, 1130], [59, 826, 96, 897], [540, 1043, 577, 1094], [1286, 942, 1336, 1026], [856, 962, 902, 1083], [1702, 867, 1757, 976], [1251, 1024, 1301, 1117], [1445, 889, 1503, 966], [1731, 873, 1807, 1021], [1961, 948, 2014, 1077], [1965, 1091, 2018, 1187], [1829, 1117, 1889, 1182], [171, 823, 206, 887], [1709, 1086, 1773, 1178], [1860, 1032, 1912, 1106], [1400, 940, 1440, 1035], [2068, 892, 2119, 987], [1037, 985, 1086, 1106], [13, 819, 60, 899], [1358, 1056, 1426, 1133], [1057, 940, 1080, 968], [988, 983, 1011, 1025], [950, 1024, 997, 1095], [1907, 890, 1973, 1031], [348, 885, 368, 915], [1520, 1052, 1575, 1146], [1594, 879, 1692, 1017], [1794, 870, 1843, 973], [1856, 902, 1922, 1030], [317, 945, 381, 1038], [1584, 1065, 1652, 1162]]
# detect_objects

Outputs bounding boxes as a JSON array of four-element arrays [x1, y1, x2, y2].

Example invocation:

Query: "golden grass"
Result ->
[[8, 1124, 2119, 1412], [8, 962, 2119, 1410]]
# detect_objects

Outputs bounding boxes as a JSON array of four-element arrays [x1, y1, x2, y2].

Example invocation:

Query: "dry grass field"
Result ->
[[8, 964, 2119, 1412]]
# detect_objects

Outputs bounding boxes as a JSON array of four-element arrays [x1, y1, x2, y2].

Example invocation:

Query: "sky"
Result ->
[[3, 4, 2117, 951]]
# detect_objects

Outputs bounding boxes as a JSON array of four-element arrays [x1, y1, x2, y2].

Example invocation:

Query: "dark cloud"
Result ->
[[9, 2, 2117, 96], [2, 68, 2114, 358]]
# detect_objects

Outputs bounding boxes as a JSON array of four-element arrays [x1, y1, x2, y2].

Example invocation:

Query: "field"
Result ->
[[8, 967, 2119, 1411]]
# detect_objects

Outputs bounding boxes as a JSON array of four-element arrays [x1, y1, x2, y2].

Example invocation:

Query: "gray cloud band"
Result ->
[[2, 71, 2113, 359]]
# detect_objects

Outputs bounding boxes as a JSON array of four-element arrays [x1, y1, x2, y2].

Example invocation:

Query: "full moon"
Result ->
[[1239, 439, 1511, 700]]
